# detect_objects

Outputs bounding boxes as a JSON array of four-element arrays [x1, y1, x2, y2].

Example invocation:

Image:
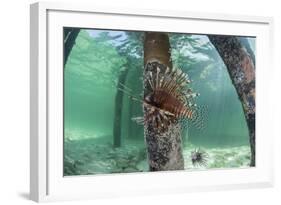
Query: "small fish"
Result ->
[[191, 148, 208, 167]]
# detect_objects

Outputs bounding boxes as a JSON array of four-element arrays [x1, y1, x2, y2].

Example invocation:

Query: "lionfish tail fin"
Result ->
[[189, 105, 208, 130]]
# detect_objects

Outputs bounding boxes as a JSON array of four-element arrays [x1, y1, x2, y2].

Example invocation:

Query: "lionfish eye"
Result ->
[[145, 95, 152, 103]]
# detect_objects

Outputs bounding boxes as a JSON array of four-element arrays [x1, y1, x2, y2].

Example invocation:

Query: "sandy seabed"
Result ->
[[64, 135, 251, 176]]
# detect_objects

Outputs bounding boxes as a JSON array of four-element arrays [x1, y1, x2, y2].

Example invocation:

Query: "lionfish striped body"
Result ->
[[145, 89, 193, 119], [141, 61, 203, 131]]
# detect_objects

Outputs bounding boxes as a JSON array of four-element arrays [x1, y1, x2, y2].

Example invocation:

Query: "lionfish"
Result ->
[[120, 61, 205, 132], [191, 148, 209, 167]]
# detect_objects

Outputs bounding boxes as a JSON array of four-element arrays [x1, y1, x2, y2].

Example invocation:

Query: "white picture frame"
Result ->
[[30, 2, 274, 202]]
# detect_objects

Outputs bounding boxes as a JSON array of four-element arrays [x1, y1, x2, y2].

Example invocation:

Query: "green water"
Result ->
[[63, 29, 254, 176]]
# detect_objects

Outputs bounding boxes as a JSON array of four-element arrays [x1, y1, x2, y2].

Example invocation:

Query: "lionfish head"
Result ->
[[144, 93, 155, 104]]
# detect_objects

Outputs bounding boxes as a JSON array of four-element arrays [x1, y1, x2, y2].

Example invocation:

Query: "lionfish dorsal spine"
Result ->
[[161, 67, 188, 99], [147, 71, 154, 90]]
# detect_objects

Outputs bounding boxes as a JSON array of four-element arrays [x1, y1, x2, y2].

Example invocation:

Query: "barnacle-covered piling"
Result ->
[[143, 32, 204, 171], [208, 36, 256, 166], [143, 32, 184, 171]]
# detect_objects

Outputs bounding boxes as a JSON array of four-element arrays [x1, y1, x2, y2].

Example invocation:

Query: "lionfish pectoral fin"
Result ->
[[178, 117, 189, 130], [189, 105, 208, 130], [116, 84, 143, 104]]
